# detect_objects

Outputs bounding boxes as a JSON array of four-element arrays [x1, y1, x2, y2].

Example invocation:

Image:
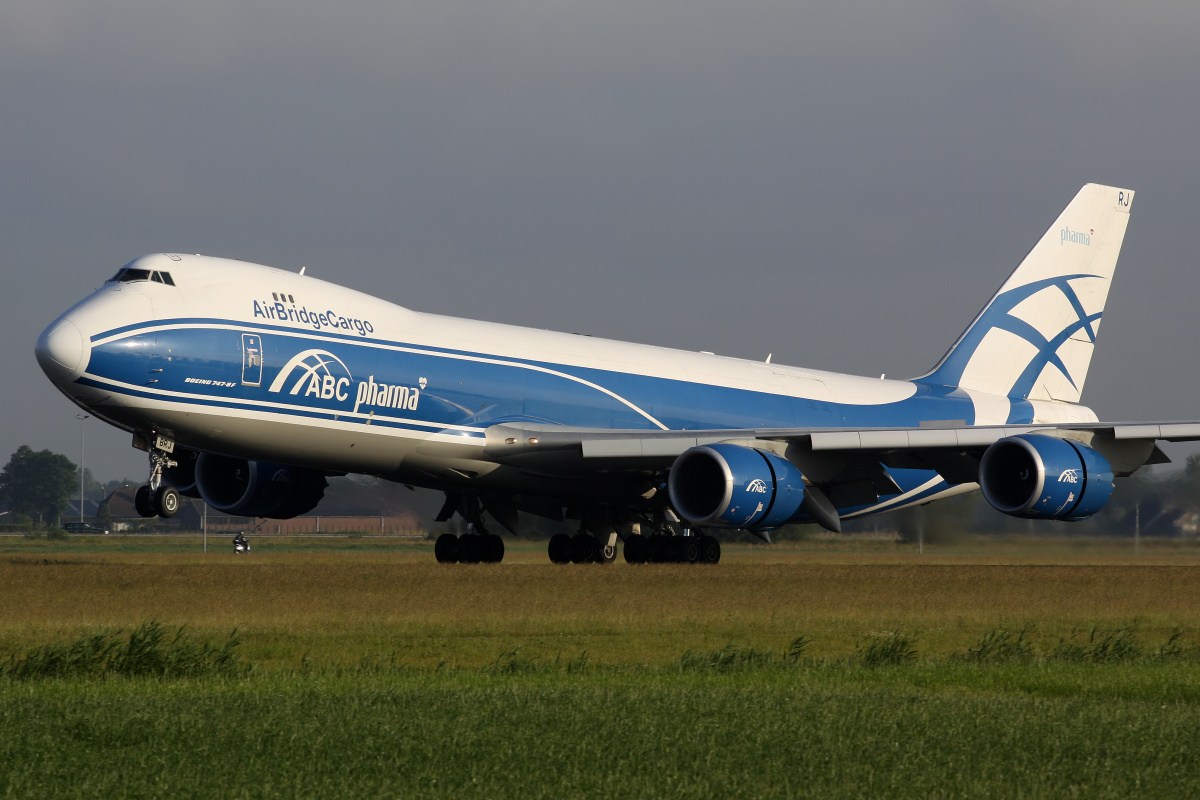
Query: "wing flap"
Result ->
[[1112, 422, 1200, 440]]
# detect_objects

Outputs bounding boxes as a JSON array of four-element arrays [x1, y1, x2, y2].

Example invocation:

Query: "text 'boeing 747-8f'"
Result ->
[[35, 184, 1200, 564]]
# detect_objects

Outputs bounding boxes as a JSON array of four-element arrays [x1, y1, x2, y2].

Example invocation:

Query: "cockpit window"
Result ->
[[114, 268, 151, 282], [106, 268, 174, 285]]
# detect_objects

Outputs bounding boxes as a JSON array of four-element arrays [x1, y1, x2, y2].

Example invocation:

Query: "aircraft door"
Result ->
[[241, 334, 263, 386]]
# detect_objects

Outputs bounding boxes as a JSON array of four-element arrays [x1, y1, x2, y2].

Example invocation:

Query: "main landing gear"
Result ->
[[434, 525, 505, 564], [547, 531, 618, 564], [622, 531, 721, 564], [545, 515, 721, 566], [546, 506, 621, 565], [134, 438, 181, 519], [430, 495, 722, 566], [433, 494, 506, 564]]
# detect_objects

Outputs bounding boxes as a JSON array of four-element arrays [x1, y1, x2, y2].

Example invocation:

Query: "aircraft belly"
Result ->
[[126, 405, 615, 499], [139, 407, 449, 477]]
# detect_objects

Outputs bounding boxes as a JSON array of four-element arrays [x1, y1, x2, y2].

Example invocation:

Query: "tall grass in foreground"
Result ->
[[5, 624, 1199, 680], [858, 629, 919, 666], [3, 624, 1200, 798], [1, 621, 247, 679]]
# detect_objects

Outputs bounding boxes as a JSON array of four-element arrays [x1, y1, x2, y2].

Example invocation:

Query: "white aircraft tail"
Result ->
[[918, 183, 1134, 403]]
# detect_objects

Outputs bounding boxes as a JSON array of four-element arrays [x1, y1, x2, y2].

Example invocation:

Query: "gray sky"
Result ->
[[4, 1, 1200, 480]]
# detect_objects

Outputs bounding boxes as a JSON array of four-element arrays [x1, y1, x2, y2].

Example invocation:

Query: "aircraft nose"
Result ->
[[35, 318, 89, 383]]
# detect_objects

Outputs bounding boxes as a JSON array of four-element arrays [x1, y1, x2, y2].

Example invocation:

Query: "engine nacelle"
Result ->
[[668, 443, 805, 530], [194, 452, 327, 518], [163, 447, 201, 498], [979, 434, 1114, 520]]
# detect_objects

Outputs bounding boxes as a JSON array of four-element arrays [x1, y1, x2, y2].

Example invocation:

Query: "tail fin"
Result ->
[[918, 183, 1134, 403]]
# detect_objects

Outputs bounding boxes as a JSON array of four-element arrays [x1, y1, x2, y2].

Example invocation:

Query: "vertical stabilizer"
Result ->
[[918, 183, 1134, 403]]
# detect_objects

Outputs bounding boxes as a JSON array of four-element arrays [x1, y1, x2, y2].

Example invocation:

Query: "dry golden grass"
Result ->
[[2, 535, 1199, 668]]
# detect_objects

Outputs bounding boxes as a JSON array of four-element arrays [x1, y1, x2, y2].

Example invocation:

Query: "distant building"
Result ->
[[65, 499, 101, 519], [104, 487, 140, 518]]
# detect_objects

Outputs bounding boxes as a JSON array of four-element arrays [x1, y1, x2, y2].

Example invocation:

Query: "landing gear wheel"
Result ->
[[647, 535, 668, 563], [483, 533, 505, 563], [134, 485, 156, 518], [548, 533, 572, 564], [624, 534, 647, 564], [154, 486, 180, 518], [570, 533, 598, 564], [599, 542, 617, 564], [699, 536, 721, 564], [435, 533, 459, 563], [459, 535, 483, 564], [665, 536, 686, 563], [681, 538, 700, 564]]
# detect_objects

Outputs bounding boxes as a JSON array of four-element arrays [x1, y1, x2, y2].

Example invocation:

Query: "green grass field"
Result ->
[[3, 534, 1200, 797], [4, 665, 1200, 799]]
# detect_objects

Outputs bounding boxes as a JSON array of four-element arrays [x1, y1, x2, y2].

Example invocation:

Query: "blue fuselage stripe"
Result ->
[[82, 318, 1003, 518], [87, 319, 1024, 432]]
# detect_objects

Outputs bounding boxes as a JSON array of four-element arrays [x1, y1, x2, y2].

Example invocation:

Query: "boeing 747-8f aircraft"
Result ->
[[34, 184, 1200, 563]]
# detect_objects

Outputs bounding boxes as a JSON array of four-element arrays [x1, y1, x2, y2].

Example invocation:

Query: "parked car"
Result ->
[[62, 522, 110, 535]]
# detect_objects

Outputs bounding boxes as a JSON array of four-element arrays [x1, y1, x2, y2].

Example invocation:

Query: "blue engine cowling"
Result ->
[[194, 452, 327, 518], [979, 434, 1114, 520], [668, 443, 806, 530]]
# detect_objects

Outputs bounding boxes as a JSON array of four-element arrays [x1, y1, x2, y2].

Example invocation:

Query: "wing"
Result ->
[[483, 419, 1200, 488]]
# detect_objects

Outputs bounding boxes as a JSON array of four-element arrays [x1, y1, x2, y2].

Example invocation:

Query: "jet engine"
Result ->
[[668, 443, 805, 530], [194, 452, 328, 518], [163, 447, 201, 498], [979, 434, 1114, 520]]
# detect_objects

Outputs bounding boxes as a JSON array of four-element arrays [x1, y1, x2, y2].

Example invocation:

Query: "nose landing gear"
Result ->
[[134, 436, 182, 519]]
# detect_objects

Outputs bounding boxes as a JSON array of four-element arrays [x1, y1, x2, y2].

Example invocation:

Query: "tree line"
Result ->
[[0, 445, 77, 527]]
